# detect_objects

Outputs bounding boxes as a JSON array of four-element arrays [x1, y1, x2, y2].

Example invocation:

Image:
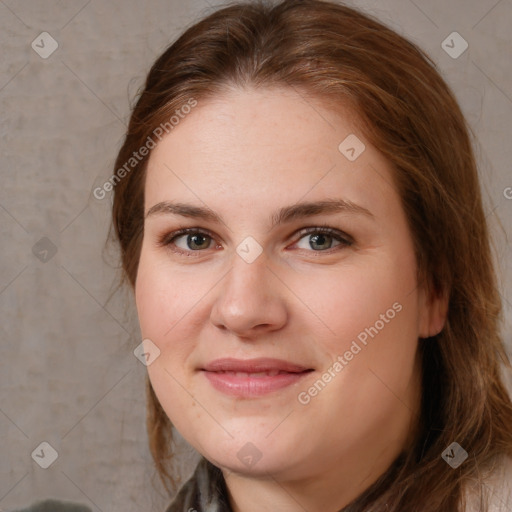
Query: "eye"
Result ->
[[293, 226, 353, 252], [158, 228, 218, 255], [157, 225, 353, 257]]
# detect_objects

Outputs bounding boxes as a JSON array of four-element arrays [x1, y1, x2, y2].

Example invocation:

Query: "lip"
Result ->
[[201, 358, 314, 397], [202, 357, 311, 373]]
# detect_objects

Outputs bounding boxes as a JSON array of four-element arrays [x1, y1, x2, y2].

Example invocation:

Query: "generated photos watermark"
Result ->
[[297, 301, 403, 405], [93, 97, 198, 200]]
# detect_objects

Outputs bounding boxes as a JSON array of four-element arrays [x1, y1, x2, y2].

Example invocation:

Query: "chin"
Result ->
[[198, 430, 306, 477], [209, 450, 294, 478]]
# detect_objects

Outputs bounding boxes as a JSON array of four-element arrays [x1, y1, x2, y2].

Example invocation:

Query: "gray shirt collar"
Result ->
[[165, 457, 233, 512]]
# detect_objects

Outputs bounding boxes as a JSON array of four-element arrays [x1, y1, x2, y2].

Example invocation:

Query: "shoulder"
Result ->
[[8, 498, 92, 512], [464, 456, 512, 512]]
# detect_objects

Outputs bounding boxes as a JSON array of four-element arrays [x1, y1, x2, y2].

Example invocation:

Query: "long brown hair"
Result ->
[[109, 1, 512, 510]]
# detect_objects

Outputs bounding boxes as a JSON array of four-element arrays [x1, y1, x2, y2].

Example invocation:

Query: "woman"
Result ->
[[15, 0, 512, 511], [112, 0, 512, 510]]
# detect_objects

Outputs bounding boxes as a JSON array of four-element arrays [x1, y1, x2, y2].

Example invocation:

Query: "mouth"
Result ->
[[200, 358, 314, 397]]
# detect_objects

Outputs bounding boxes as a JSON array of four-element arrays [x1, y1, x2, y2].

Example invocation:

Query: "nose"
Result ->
[[210, 250, 288, 338]]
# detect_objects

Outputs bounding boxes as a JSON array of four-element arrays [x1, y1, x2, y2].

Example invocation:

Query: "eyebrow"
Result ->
[[145, 199, 373, 228]]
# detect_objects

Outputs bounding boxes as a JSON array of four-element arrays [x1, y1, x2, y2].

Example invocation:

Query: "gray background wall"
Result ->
[[1, 0, 511, 511]]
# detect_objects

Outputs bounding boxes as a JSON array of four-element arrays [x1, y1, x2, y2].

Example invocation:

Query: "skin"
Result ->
[[135, 86, 448, 512]]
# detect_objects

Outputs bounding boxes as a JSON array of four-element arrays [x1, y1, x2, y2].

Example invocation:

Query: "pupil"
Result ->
[[189, 234, 207, 249], [311, 234, 330, 250]]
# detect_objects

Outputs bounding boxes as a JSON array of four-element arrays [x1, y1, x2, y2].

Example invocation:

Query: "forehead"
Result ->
[[150, 86, 363, 170], [144, 86, 399, 220]]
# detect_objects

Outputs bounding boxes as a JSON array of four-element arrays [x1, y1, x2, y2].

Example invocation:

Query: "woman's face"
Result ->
[[135, 86, 445, 484]]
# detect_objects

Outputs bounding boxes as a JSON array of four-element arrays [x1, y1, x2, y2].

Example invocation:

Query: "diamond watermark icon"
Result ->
[[237, 442, 262, 468], [441, 441, 468, 469], [441, 32, 468, 59], [31, 441, 58, 469], [134, 338, 161, 366], [31, 32, 58, 59], [338, 134, 366, 161], [32, 237, 58, 263], [236, 236, 263, 264]]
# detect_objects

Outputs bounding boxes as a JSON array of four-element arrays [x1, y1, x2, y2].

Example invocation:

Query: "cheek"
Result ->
[[135, 259, 167, 340], [135, 248, 203, 341], [295, 252, 418, 350], [134, 254, 205, 433], [295, 259, 421, 440], [300, 250, 421, 419], [134, 249, 212, 393]]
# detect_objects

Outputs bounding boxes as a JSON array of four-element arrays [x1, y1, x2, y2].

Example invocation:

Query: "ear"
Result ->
[[417, 282, 449, 339]]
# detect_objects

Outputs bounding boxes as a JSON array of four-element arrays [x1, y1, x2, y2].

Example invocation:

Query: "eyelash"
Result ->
[[157, 224, 354, 257]]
